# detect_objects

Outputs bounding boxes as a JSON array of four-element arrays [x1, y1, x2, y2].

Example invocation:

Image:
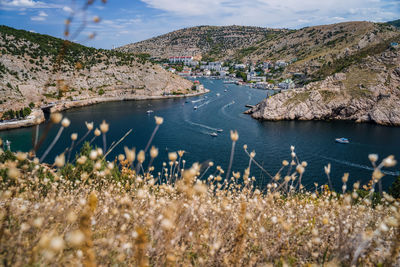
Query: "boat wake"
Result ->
[[320, 155, 400, 176], [184, 118, 220, 132], [191, 98, 205, 103]]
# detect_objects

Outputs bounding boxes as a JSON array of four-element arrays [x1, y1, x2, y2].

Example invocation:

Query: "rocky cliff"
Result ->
[[246, 47, 400, 126], [0, 25, 196, 115]]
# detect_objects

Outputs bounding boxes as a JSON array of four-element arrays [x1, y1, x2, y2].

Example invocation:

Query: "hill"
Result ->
[[387, 19, 400, 28], [0, 25, 198, 125], [246, 41, 400, 125], [117, 25, 285, 61]]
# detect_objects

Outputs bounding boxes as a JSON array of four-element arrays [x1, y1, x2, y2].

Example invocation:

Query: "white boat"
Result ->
[[224, 89, 227, 92], [216, 93, 220, 96], [194, 106, 198, 110], [146, 110, 154, 114], [216, 129, 223, 132], [335, 137, 349, 144], [210, 132, 218, 137]]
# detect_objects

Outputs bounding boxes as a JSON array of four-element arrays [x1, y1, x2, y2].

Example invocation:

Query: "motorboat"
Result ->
[[335, 138, 349, 144], [210, 132, 218, 137], [194, 106, 198, 110], [224, 89, 227, 92], [216, 129, 223, 132], [216, 93, 220, 96], [146, 110, 154, 114]]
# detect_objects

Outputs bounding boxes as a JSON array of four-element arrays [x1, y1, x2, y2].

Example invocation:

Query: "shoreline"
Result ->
[[0, 89, 209, 131]]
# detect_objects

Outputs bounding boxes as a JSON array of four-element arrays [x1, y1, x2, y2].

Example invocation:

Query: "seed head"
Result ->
[[93, 16, 101, 23], [50, 113, 62, 124], [16, 151, 27, 161], [124, 147, 135, 163], [100, 120, 109, 133], [382, 155, 396, 167], [150, 146, 158, 158], [230, 130, 239, 142], [250, 151, 256, 158], [61, 118, 70, 128], [8, 167, 20, 179], [342, 173, 349, 183], [368, 154, 378, 163], [155, 116, 164, 125], [137, 150, 145, 163], [71, 133, 78, 141], [324, 163, 331, 175], [94, 128, 101, 136], [54, 154, 65, 168], [85, 121, 94, 131], [178, 150, 185, 157], [77, 156, 87, 165], [89, 150, 98, 160], [168, 152, 177, 162]]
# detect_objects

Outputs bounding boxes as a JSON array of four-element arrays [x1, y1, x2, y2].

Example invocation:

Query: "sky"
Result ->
[[0, 0, 399, 49]]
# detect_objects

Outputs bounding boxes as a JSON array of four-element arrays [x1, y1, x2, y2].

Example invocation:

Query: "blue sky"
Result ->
[[0, 0, 399, 49]]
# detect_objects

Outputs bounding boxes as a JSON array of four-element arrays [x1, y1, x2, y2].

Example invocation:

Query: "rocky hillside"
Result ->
[[241, 21, 399, 79], [246, 45, 400, 126], [0, 25, 194, 115], [117, 25, 285, 61]]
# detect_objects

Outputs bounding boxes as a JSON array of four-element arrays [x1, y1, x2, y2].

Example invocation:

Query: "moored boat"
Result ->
[[335, 137, 349, 144]]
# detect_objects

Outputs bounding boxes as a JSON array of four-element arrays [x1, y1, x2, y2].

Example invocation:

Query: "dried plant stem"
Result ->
[[144, 125, 159, 154], [75, 129, 92, 148], [67, 140, 75, 163], [226, 141, 236, 181], [103, 129, 132, 158], [102, 133, 107, 153], [40, 126, 64, 162]]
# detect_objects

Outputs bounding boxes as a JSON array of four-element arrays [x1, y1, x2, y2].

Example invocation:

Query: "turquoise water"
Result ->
[[1, 78, 400, 190]]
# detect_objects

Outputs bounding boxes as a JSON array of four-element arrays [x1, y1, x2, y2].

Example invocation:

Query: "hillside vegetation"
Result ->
[[118, 25, 286, 61], [0, 25, 194, 114]]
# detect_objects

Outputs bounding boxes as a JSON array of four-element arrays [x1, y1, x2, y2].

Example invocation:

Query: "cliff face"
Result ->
[[246, 48, 400, 126], [0, 25, 194, 114]]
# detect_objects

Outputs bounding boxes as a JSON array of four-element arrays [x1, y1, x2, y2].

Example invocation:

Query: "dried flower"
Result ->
[[230, 130, 239, 142], [155, 116, 164, 125], [100, 120, 109, 133], [50, 113, 62, 124], [61, 118, 70, 128]]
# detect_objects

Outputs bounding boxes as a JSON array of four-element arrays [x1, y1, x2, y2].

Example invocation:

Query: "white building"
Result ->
[[169, 56, 194, 64], [234, 64, 246, 70]]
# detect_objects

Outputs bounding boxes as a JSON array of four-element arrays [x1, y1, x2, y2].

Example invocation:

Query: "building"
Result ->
[[234, 64, 246, 70], [278, 79, 295, 89], [275, 60, 288, 68], [247, 71, 266, 82], [169, 56, 194, 64]]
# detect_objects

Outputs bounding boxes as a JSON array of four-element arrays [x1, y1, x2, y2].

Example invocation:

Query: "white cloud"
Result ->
[[62, 6, 72, 13], [30, 10, 47, 21], [2, 0, 37, 7], [139, 0, 400, 28]]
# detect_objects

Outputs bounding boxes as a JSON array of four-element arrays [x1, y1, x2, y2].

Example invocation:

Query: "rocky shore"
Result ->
[[48, 89, 209, 113], [0, 109, 45, 131], [246, 48, 400, 127]]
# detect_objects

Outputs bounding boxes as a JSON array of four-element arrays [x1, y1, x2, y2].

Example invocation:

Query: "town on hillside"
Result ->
[[154, 56, 303, 91]]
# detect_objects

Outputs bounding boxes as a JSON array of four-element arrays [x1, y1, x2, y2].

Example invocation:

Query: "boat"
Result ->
[[216, 129, 223, 132], [194, 106, 198, 110], [146, 110, 154, 114], [224, 89, 227, 92], [216, 93, 220, 96], [210, 132, 218, 137], [335, 138, 349, 144]]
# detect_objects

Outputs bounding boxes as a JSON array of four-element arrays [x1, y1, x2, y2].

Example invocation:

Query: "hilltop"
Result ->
[[117, 25, 285, 61], [0, 25, 201, 128]]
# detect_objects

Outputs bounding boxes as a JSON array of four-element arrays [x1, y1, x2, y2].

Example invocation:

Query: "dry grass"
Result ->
[[0, 116, 399, 266]]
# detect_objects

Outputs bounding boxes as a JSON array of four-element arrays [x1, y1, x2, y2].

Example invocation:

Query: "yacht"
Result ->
[[210, 132, 218, 137], [146, 110, 154, 114], [194, 106, 198, 110], [216, 129, 223, 132]]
